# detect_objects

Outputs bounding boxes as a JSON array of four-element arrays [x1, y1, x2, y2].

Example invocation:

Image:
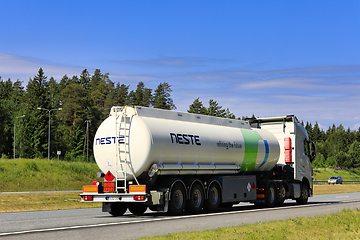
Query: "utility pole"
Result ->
[[37, 108, 62, 160], [84, 120, 91, 162]]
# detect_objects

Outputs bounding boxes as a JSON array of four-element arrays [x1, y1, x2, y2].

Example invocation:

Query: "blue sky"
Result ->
[[1, 1, 360, 130]]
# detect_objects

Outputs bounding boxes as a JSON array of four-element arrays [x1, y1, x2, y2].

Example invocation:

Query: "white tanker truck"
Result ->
[[81, 106, 315, 216]]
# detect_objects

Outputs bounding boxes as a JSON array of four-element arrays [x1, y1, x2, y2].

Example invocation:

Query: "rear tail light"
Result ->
[[82, 196, 93, 201], [256, 194, 265, 199], [133, 195, 146, 201]]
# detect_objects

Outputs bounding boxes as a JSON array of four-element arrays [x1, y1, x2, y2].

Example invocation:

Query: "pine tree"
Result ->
[[134, 81, 145, 106], [207, 99, 225, 117], [225, 108, 235, 119], [0, 78, 16, 156], [115, 83, 129, 106], [58, 81, 87, 160], [188, 98, 207, 114], [153, 82, 176, 110], [23, 68, 51, 158], [79, 69, 91, 92], [312, 122, 322, 142]]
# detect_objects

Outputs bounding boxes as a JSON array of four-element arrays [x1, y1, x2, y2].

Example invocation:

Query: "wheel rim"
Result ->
[[193, 189, 202, 208], [174, 189, 184, 209], [280, 186, 286, 198], [302, 187, 309, 198], [209, 186, 219, 205], [269, 186, 275, 203]]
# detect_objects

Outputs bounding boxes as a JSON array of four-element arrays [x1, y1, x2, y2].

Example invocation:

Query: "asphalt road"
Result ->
[[1, 192, 360, 240]]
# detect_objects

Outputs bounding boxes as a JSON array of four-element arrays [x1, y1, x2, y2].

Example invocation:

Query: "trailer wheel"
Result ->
[[169, 182, 186, 214], [186, 182, 204, 213], [296, 183, 309, 205], [128, 203, 147, 215], [266, 183, 277, 207], [204, 183, 221, 211], [277, 183, 286, 206], [109, 203, 128, 216]]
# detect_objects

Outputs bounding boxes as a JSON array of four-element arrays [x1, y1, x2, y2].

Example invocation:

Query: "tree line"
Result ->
[[0, 68, 175, 161], [305, 122, 360, 169], [1, 68, 360, 169]]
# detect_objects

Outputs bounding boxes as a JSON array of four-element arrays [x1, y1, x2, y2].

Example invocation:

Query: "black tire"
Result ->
[[296, 183, 309, 205], [277, 183, 286, 206], [204, 183, 221, 211], [186, 182, 205, 213], [168, 182, 186, 215], [266, 183, 277, 207], [109, 203, 128, 216], [128, 203, 147, 215]]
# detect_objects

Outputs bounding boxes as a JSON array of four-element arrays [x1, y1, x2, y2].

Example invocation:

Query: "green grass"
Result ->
[[0, 192, 101, 212], [0, 160, 359, 239], [313, 168, 360, 182], [1, 159, 359, 192], [139, 209, 360, 240], [0, 158, 100, 192]]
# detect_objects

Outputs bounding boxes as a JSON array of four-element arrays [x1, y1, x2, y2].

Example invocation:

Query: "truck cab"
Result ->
[[248, 115, 315, 199]]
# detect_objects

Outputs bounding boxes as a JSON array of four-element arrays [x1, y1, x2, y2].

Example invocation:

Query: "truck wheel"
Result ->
[[109, 203, 128, 216], [296, 184, 309, 205], [128, 203, 147, 215], [277, 183, 286, 206], [266, 183, 277, 207], [186, 182, 204, 213], [204, 183, 221, 211], [168, 182, 186, 214]]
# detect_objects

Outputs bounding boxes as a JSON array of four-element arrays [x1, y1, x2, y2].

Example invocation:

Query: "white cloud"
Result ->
[[1, 52, 360, 130], [0, 53, 86, 82]]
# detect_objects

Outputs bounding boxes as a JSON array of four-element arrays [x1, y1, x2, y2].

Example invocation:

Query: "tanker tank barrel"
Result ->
[[94, 106, 280, 181]]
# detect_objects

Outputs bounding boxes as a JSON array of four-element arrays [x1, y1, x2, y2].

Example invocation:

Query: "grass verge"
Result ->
[[313, 168, 360, 182], [314, 184, 360, 195], [138, 209, 360, 240], [0, 192, 101, 213], [0, 158, 100, 192]]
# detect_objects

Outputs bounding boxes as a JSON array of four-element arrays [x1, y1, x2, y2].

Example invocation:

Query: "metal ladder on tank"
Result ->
[[115, 108, 139, 193]]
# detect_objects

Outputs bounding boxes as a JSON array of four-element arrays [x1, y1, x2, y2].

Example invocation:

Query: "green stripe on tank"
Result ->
[[240, 129, 263, 172]]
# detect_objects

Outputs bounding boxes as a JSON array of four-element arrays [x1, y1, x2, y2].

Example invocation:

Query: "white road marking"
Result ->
[[0, 202, 332, 236], [335, 196, 349, 198]]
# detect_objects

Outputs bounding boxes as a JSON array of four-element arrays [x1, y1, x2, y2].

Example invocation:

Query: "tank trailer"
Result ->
[[81, 106, 315, 216]]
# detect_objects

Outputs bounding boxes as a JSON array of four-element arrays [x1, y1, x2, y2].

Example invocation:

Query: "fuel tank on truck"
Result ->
[[93, 106, 281, 180]]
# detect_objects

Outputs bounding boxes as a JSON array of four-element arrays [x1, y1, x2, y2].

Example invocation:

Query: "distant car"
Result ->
[[328, 176, 343, 184]]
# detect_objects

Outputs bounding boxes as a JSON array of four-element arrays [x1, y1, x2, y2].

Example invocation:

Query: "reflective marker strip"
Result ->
[[129, 185, 146, 193], [82, 185, 98, 193]]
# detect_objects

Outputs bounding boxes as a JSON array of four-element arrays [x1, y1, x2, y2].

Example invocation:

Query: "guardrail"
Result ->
[[314, 181, 360, 184]]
